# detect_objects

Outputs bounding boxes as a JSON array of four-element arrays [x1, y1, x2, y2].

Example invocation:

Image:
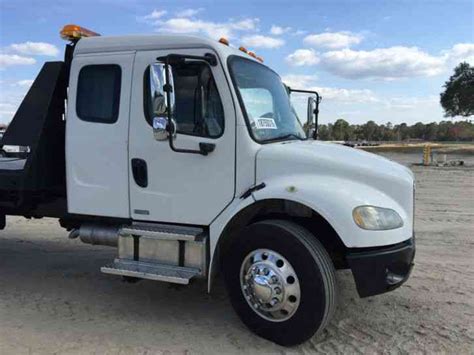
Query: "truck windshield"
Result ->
[[228, 56, 305, 143]]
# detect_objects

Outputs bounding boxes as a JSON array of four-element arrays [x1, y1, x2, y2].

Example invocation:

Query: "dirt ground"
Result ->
[[0, 154, 473, 354]]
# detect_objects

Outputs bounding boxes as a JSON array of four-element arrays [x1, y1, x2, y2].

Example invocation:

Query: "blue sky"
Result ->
[[1, 0, 473, 125]]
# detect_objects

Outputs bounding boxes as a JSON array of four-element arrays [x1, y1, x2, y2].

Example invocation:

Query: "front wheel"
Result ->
[[223, 220, 337, 346]]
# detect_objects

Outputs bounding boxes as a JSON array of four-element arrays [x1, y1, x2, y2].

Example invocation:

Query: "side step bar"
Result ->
[[101, 259, 200, 285], [120, 222, 204, 241]]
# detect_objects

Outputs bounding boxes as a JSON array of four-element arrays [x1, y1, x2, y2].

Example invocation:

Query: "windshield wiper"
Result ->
[[261, 133, 306, 143]]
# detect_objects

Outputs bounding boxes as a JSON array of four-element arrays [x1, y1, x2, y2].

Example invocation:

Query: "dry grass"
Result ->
[[360, 142, 474, 154]]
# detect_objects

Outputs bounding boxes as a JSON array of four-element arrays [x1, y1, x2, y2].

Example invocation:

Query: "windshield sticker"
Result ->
[[255, 117, 278, 129]]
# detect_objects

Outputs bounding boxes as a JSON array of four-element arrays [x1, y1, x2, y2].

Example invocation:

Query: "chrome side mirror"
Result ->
[[149, 62, 176, 141]]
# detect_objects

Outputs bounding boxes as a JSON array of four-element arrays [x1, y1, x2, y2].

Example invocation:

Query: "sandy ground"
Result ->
[[0, 154, 473, 354]]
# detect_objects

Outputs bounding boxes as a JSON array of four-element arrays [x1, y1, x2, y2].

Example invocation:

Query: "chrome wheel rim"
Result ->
[[240, 248, 301, 322]]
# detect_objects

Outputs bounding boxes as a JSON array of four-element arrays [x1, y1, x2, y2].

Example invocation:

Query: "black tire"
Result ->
[[223, 219, 337, 346]]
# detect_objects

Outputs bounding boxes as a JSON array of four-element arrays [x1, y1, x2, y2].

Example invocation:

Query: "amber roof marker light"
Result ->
[[60, 24, 100, 41], [219, 37, 230, 46]]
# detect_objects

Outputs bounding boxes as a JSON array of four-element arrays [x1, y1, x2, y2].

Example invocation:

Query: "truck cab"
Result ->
[[0, 25, 415, 346]]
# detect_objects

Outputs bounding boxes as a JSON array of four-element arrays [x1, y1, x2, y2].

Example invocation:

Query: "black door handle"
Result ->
[[131, 158, 148, 188], [199, 142, 215, 156]]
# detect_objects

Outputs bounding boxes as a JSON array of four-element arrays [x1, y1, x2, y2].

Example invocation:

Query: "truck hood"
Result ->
[[255, 140, 414, 209]]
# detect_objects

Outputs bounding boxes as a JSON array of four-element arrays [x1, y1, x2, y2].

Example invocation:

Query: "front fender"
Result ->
[[207, 173, 413, 292], [208, 195, 256, 292], [252, 174, 413, 248]]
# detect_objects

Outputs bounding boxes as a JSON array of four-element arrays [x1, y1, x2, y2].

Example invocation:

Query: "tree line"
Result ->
[[317, 119, 474, 142]]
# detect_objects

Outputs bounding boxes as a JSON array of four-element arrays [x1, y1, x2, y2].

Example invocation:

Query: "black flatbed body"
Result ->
[[0, 61, 68, 218]]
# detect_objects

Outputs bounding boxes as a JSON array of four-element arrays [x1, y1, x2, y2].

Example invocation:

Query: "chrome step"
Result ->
[[101, 259, 200, 284], [120, 222, 204, 241]]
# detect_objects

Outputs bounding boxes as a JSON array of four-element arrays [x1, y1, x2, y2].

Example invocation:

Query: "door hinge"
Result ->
[[240, 182, 266, 199]]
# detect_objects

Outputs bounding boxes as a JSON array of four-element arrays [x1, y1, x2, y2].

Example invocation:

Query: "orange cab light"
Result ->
[[219, 37, 229, 46], [239, 46, 248, 53], [248, 51, 257, 58], [60, 24, 100, 41], [256, 56, 264, 63]]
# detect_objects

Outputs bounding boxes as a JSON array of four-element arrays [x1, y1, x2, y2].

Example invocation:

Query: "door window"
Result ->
[[76, 64, 122, 123], [145, 62, 224, 138]]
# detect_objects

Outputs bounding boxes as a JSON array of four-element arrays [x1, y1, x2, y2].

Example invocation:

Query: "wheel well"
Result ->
[[216, 199, 348, 271]]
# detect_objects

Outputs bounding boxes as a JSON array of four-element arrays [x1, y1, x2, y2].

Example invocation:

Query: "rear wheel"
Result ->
[[223, 220, 337, 346]]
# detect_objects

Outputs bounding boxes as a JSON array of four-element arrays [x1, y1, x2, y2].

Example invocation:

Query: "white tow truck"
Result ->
[[0, 25, 415, 346]]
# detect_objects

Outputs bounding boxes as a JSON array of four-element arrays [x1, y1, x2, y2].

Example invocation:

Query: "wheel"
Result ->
[[223, 219, 337, 346]]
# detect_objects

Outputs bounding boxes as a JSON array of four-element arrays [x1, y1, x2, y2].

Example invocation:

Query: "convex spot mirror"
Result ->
[[149, 62, 176, 141]]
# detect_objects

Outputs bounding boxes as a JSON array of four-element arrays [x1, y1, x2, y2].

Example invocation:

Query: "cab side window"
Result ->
[[77, 64, 121, 124], [145, 62, 224, 138]]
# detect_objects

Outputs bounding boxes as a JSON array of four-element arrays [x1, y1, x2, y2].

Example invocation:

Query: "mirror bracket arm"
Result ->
[[289, 88, 322, 140]]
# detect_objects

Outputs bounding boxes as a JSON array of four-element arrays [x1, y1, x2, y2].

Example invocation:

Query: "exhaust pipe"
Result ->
[[69, 224, 119, 247]]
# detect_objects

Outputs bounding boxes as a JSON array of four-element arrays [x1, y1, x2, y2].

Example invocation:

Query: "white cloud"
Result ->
[[286, 49, 319, 66], [281, 74, 318, 88], [150, 16, 259, 40], [384, 96, 438, 110], [0, 102, 16, 114], [176, 8, 203, 17], [0, 94, 21, 123], [293, 30, 307, 36], [316, 87, 378, 103], [9, 41, 59, 57], [270, 25, 291, 35], [304, 31, 363, 49], [143, 9, 167, 21], [0, 54, 36, 68], [241, 35, 285, 49], [444, 43, 474, 65], [282, 73, 378, 103], [16, 79, 34, 87], [320, 46, 445, 79], [231, 18, 259, 31]]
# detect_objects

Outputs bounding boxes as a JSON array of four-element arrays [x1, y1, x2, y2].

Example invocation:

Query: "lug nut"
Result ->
[[274, 287, 281, 295], [271, 276, 278, 284], [270, 298, 279, 306]]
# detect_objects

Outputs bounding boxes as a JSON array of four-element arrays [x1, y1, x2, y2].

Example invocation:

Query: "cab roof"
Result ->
[[74, 34, 256, 62]]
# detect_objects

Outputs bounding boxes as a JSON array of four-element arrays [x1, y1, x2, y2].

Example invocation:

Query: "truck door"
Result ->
[[66, 52, 135, 218], [129, 49, 236, 225]]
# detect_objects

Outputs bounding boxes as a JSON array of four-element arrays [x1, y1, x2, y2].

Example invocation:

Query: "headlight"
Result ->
[[353, 206, 403, 230]]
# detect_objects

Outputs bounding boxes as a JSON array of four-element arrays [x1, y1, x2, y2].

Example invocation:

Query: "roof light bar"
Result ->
[[60, 24, 100, 41]]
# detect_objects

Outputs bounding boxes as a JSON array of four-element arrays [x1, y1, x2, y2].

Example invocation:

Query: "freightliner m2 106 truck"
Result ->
[[0, 25, 415, 346]]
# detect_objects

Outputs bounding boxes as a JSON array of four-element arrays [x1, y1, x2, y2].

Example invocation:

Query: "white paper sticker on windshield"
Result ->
[[255, 117, 278, 129]]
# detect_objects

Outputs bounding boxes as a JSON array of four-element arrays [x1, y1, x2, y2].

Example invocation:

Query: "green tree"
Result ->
[[317, 124, 331, 140], [362, 120, 378, 141], [440, 62, 474, 117], [332, 119, 351, 140], [424, 122, 439, 141]]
